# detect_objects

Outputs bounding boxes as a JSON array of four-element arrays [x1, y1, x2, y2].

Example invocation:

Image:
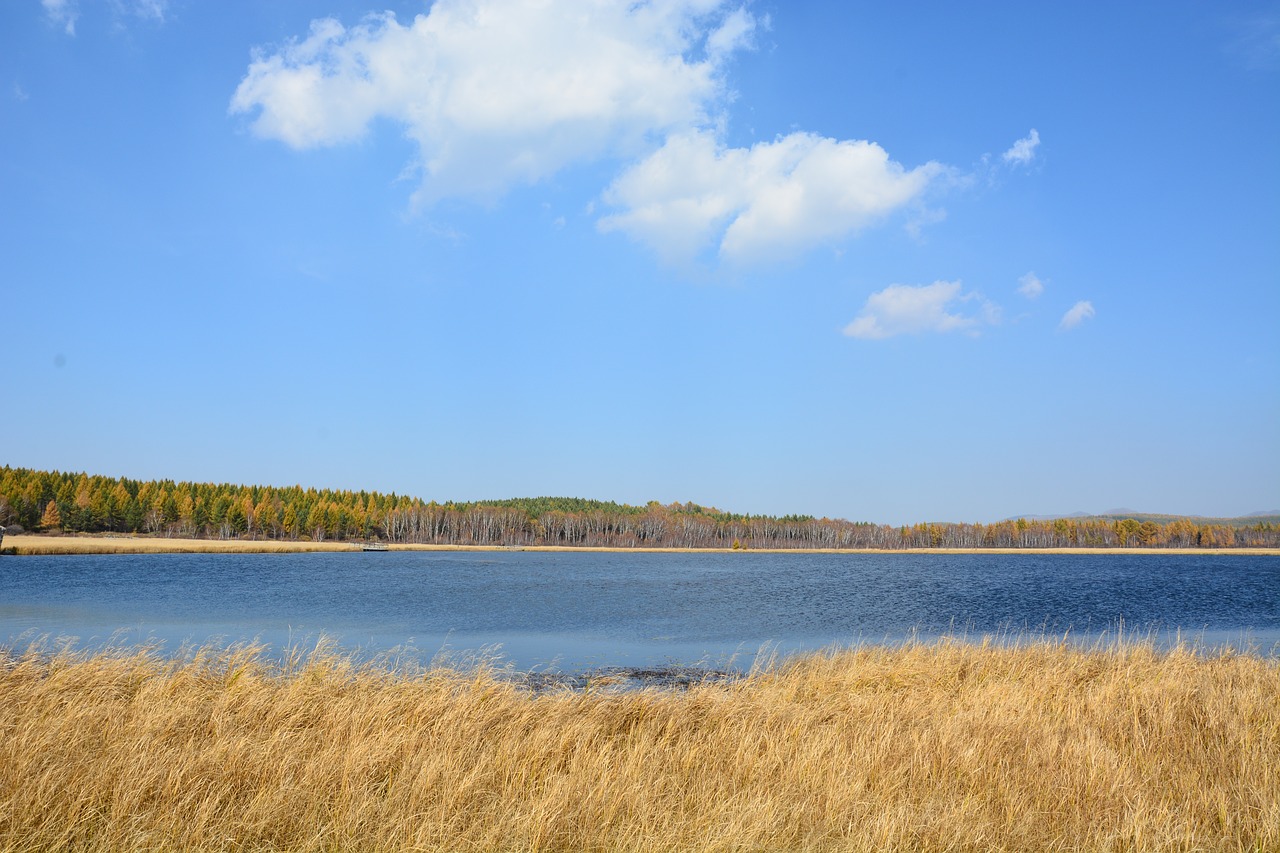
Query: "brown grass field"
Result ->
[[1, 638, 1277, 852], [4, 534, 1277, 556]]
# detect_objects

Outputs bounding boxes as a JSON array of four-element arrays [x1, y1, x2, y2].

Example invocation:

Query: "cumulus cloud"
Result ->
[[1002, 128, 1040, 166], [1059, 300, 1095, 329], [42, 0, 77, 35], [230, 0, 953, 267], [599, 130, 944, 265], [843, 281, 995, 340], [231, 0, 756, 204], [1017, 271, 1044, 299]]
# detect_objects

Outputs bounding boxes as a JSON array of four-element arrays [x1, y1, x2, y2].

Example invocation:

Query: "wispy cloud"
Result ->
[[13, 82, 29, 102], [126, 0, 169, 22], [42, 0, 170, 34], [1226, 13, 1280, 70], [905, 206, 948, 240], [42, 0, 78, 35], [843, 281, 996, 340], [1059, 300, 1095, 330], [1002, 129, 1040, 166], [1017, 271, 1044, 299]]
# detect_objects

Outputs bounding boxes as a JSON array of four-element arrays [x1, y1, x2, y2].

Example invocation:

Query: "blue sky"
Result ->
[[3, 0, 1278, 525]]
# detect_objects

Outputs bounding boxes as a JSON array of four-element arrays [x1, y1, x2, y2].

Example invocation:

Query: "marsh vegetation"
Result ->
[[2, 638, 1276, 851]]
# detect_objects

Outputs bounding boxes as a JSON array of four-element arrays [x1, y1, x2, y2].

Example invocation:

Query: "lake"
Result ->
[[2, 551, 1277, 670]]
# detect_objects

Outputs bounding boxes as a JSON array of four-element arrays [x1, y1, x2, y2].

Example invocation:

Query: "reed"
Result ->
[[1, 638, 1276, 852]]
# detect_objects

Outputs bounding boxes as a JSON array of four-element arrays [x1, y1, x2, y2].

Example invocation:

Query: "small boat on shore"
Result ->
[[361, 542, 389, 552]]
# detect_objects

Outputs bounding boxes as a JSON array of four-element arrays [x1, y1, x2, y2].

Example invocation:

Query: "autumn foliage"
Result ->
[[2, 466, 1276, 549]]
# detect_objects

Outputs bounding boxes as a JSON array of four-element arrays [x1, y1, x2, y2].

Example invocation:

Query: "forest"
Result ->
[[2, 466, 1277, 550]]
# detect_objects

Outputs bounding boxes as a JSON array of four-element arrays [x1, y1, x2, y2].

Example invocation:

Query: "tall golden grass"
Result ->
[[1, 638, 1277, 852]]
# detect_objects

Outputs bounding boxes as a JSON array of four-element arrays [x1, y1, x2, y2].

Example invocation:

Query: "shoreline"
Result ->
[[4, 534, 1278, 556]]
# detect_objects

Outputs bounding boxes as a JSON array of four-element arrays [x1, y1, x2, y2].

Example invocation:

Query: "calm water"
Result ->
[[2, 551, 1278, 670]]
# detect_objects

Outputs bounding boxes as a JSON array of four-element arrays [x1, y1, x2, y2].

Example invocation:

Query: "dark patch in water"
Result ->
[[510, 664, 739, 694]]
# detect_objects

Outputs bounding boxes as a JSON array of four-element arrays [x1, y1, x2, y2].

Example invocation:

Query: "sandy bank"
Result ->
[[3, 534, 1277, 556], [1, 535, 359, 555]]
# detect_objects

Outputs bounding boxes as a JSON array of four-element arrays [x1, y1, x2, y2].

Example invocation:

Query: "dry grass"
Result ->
[[1, 639, 1277, 852], [6, 534, 1277, 556]]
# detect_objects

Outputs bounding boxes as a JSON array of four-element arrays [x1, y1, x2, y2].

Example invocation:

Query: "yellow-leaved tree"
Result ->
[[39, 500, 61, 531]]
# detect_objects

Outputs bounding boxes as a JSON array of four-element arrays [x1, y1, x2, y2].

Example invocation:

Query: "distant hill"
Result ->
[[1006, 510, 1280, 528]]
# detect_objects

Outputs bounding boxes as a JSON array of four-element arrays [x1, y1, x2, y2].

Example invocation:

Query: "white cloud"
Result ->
[[599, 130, 944, 265], [231, 0, 755, 204], [13, 83, 29, 102], [1017, 271, 1044, 299], [1002, 128, 1040, 166], [1059, 300, 1095, 329], [706, 6, 758, 59], [42, 0, 78, 35], [230, 1, 968, 269], [843, 281, 994, 340]]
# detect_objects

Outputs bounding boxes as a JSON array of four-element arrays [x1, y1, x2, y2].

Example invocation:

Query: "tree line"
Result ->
[[2, 466, 1276, 550]]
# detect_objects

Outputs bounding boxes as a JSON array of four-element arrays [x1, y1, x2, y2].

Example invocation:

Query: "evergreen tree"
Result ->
[[225, 501, 247, 536], [124, 498, 144, 533], [192, 498, 209, 536]]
